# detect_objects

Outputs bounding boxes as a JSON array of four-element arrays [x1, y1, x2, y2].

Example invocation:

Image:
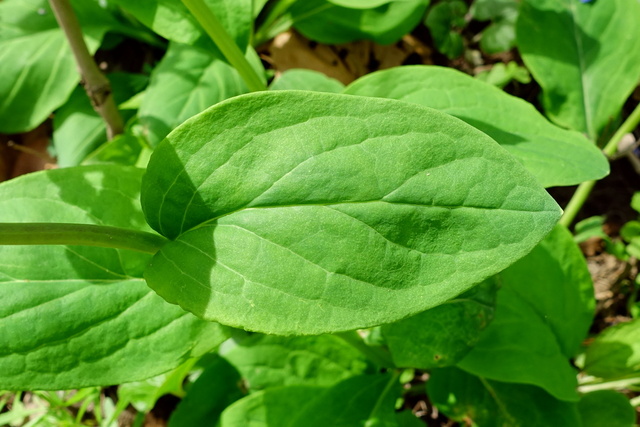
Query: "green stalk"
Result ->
[[181, 0, 266, 92], [559, 102, 640, 227], [0, 223, 167, 254], [335, 330, 396, 369]]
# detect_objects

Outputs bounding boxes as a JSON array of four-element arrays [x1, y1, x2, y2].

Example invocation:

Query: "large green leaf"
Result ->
[[578, 390, 635, 427], [219, 374, 398, 426], [458, 225, 595, 401], [0, 0, 116, 133], [222, 334, 370, 390], [141, 91, 560, 335], [269, 69, 345, 93], [0, 166, 228, 390], [138, 42, 249, 146], [290, 0, 430, 44], [428, 368, 581, 426], [382, 279, 496, 369], [517, 0, 640, 139], [344, 65, 609, 187], [108, 0, 251, 55], [584, 318, 640, 379]]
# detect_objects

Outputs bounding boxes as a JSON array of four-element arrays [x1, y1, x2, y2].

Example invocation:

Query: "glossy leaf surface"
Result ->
[[0, 0, 114, 133], [142, 91, 560, 335], [344, 65, 609, 187], [290, 0, 430, 44], [0, 166, 228, 389], [428, 368, 581, 426], [458, 225, 594, 401], [578, 390, 635, 427], [222, 334, 369, 390], [382, 279, 497, 369], [139, 42, 248, 146], [517, 0, 640, 139], [584, 318, 640, 379], [219, 374, 397, 426]]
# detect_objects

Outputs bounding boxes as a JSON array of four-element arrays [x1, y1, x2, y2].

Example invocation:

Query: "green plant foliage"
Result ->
[[53, 72, 148, 166], [168, 356, 245, 427], [517, 0, 640, 140], [424, 0, 468, 59], [222, 334, 370, 390], [457, 225, 595, 401], [141, 90, 560, 335], [82, 133, 147, 166], [584, 318, 640, 379], [0, 0, 117, 133], [0, 166, 228, 389], [428, 367, 582, 425], [290, 0, 431, 44], [381, 278, 497, 369], [471, 0, 518, 54], [328, 0, 393, 8], [218, 374, 399, 426], [108, 0, 252, 55], [475, 61, 531, 88], [138, 42, 249, 146], [269, 69, 345, 93], [344, 65, 609, 187], [578, 390, 636, 427]]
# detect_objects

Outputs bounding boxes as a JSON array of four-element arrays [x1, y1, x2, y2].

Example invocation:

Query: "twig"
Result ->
[[48, 0, 123, 139]]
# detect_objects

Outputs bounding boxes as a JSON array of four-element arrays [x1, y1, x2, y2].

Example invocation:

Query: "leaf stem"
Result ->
[[181, 0, 266, 92], [335, 330, 396, 369], [48, 0, 124, 139], [0, 223, 167, 254], [559, 102, 640, 227]]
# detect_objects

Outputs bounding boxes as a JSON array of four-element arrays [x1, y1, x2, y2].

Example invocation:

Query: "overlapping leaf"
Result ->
[[344, 65, 609, 187], [141, 90, 560, 335], [0, 166, 227, 390], [458, 225, 595, 401], [517, 0, 640, 139]]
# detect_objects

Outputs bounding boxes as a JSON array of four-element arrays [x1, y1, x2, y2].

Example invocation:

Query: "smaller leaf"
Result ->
[[269, 69, 344, 93], [425, 0, 468, 59], [584, 318, 640, 379]]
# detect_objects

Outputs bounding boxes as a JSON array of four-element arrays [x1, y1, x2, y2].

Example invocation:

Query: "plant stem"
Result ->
[[181, 0, 266, 92], [559, 102, 640, 227], [48, 0, 124, 139], [335, 330, 396, 369], [0, 223, 167, 254]]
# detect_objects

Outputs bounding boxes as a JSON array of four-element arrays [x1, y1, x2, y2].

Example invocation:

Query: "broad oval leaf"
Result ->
[[517, 0, 640, 140], [269, 69, 345, 93], [141, 91, 561, 335], [584, 317, 640, 379], [458, 225, 595, 401], [344, 65, 609, 187], [0, 166, 228, 389]]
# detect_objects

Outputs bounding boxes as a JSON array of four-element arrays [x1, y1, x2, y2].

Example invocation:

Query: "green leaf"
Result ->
[[219, 374, 398, 427], [82, 133, 146, 166], [53, 73, 148, 167], [138, 42, 248, 146], [424, 0, 468, 59], [328, 0, 393, 8], [428, 367, 581, 426], [471, 0, 518, 54], [584, 318, 640, 379], [0, 166, 228, 389], [382, 279, 497, 369], [141, 90, 560, 335], [517, 0, 640, 139], [109, 0, 251, 55], [474, 62, 531, 89], [290, 0, 431, 44], [0, 0, 115, 133], [578, 390, 635, 427], [269, 69, 345, 93], [222, 334, 370, 390], [344, 65, 609, 187], [458, 225, 595, 401], [168, 356, 245, 427]]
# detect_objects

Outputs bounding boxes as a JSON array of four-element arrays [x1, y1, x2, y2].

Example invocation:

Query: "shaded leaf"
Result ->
[[578, 390, 635, 427], [517, 0, 640, 139], [584, 318, 640, 379], [141, 91, 560, 335], [344, 65, 609, 187], [0, 166, 228, 390], [428, 367, 581, 426], [458, 225, 594, 401]]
